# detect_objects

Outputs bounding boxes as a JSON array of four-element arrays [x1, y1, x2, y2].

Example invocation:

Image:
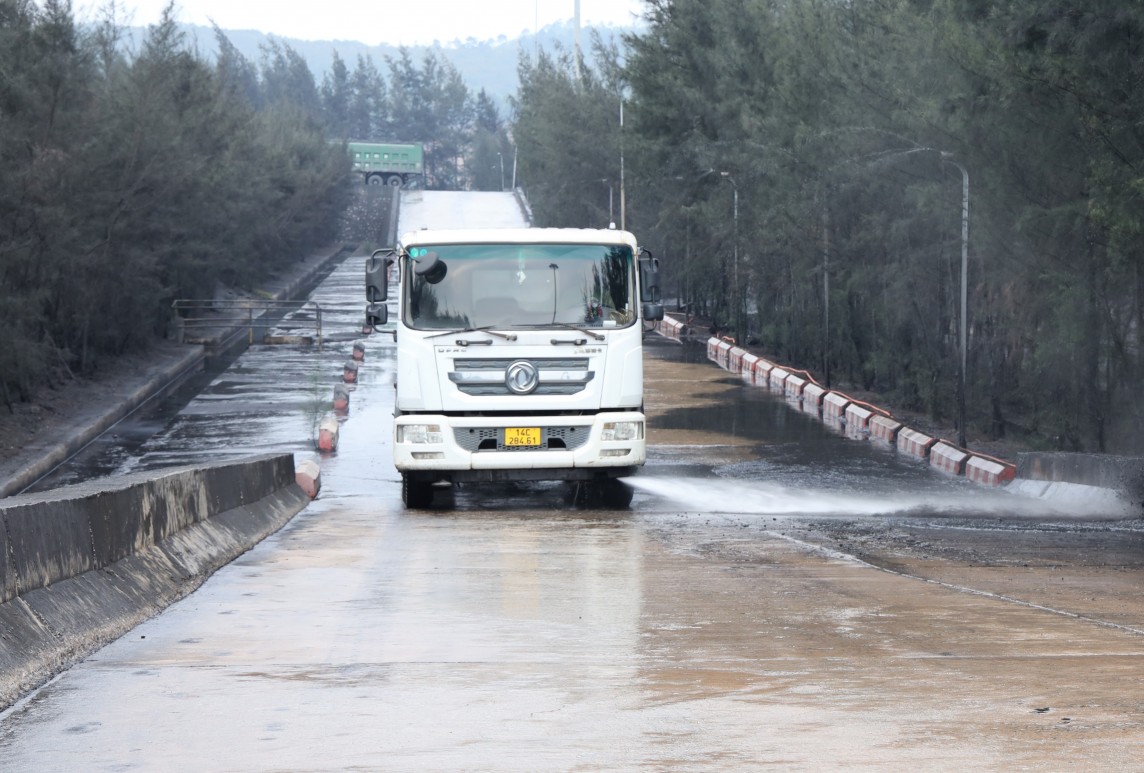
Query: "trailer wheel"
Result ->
[[387, 175, 403, 188], [402, 474, 433, 508], [367, 174, 384, 186]]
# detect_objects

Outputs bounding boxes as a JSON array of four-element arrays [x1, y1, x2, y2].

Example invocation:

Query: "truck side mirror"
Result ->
[[642, 302, 664, 321], [366, 249, 392, 302], [366, 302, 388, 326], [638, 247, 661, 304]]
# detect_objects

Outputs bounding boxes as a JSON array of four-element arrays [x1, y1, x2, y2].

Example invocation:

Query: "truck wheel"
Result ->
[[599, 479, 634, 508], [367, 174, 384, 186], [387, 175, 403, 188], [402, 474, 433, 508]]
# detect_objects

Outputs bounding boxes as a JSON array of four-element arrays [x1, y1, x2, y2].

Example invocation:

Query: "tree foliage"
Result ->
[[0, 0, 348, 408], [511, 0, 1144, 453], [0, 2, 514, 411]]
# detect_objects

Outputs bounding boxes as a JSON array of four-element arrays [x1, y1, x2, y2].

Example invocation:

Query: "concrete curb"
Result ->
[[0, 453, 308, 710], [0, 245, 352, 501], [0, 347, 206, 499]]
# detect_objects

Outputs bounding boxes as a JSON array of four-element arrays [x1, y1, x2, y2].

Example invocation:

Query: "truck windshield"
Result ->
[[404, 242, 635, 330]]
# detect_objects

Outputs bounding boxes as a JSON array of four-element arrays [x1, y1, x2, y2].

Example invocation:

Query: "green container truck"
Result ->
[[348, 141, 424, 187]]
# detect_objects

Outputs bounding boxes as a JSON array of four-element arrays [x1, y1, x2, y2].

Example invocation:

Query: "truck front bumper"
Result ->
[[393, 412, 646, 481]]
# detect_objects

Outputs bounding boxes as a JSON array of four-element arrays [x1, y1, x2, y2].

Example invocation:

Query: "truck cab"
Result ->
[[366, 228, 663, 508]]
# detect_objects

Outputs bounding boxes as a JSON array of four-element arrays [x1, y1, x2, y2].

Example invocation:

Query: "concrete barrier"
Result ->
[[784, 374, 807, 404], [352, 340, 367, 361], [333, 383, 351, 414], [343, 360, 360, 384], [966, 455, 1017, 486], [728, 347, 747, 374], [716, 340, 733, 367], [801, 383, 826, 417], [869, 415, 903, 446], [317, 413, 340, 452], [897, 427, 938, 461], [0, 454, 308, 710], [741, 353, 760, 383], [753, 359, 775, 388], [1015, 452, 1143, 512], [844, 404, 874, 440], [822, 392, 851, 432], [769, 367, 791, 396], [658, 316, 685, 341], [294, 456, 322, 499], [822, 392, 851, 422], [930, 441, 969, 475]]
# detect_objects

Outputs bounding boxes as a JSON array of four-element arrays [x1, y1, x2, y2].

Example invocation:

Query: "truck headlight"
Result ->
[[601, 421, 643, 442], [398, 424, 444, 444]]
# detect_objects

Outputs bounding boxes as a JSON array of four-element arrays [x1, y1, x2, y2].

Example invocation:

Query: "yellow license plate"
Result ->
[[504, 427, 541, 447]]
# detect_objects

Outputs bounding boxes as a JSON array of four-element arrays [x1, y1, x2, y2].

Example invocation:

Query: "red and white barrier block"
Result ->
[[294, 456, 322, 498], [707, 337, 720, 361], [897, 427, 938, 461], [965, 455, 1017, 486], [343, 360, 360, 384], [728, 346, 747, 374], [658, 316, 685, 340], [716, 339, 733, 367], [317, 413, 340, 453], [753, 359, 775, 388], [869, 415, 903, 446], [822, 392, 851, 431], [769, 367, 791, 395], [801, 383, 826, 417], [844, 403, 874, 440], [741, 353, 760, 383], [784, 374, 807, 404], [333, 383, 350, 414], [929, 441, 969, 475]]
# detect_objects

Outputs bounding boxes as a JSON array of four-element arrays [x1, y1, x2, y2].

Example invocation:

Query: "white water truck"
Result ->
[[366, 227, 664, 508]]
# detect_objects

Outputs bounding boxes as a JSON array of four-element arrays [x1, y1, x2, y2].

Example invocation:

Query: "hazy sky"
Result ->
[[80, 0, 648, 46]]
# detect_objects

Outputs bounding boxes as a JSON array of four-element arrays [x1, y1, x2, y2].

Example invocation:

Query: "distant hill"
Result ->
[[129, 20, 637, 109]]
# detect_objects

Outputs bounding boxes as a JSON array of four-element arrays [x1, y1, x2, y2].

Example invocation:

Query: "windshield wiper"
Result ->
[[526, 322, 605, 341], [425, 326, 518, 342]]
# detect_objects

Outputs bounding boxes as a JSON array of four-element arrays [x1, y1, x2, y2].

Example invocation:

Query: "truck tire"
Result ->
[[599, 478, 634, 508], [402, 474, 433, 508], [367, 174, 384, 186], [569, 478, 634, 509], [387, 175, 403, 188]]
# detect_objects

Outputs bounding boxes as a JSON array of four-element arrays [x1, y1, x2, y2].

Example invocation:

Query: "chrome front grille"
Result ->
[[449, 358, 594, 396], [452, 425, 592, 452]]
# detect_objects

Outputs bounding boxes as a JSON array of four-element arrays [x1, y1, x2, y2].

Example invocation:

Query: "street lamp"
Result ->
[[939, 153, 970, 450], [720, 172, 742, 344], [839, 145, 971, 447], [598, 179, 614, 224]]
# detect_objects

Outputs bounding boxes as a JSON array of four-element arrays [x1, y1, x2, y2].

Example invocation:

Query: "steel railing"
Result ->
[[171, 299, 323, 351]]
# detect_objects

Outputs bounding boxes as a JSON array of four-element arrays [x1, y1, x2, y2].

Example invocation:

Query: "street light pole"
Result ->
[[721, 171, 741, 343], [941, 154, 970, 449]]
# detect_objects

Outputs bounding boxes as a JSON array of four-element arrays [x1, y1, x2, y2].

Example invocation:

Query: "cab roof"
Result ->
[[399, 227, 637, 250]]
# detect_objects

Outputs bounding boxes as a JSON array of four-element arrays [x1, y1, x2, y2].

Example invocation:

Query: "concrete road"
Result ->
[[2, 329, 1142, 769]]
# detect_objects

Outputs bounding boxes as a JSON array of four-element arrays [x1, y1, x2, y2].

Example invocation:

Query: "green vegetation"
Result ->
[[0, 1, 511, 413], [512, 1, 1144, 454], [6, 0, 1137, 455]]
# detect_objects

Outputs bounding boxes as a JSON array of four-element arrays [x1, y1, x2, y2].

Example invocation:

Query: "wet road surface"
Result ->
[[2, 262, 1143, 768]]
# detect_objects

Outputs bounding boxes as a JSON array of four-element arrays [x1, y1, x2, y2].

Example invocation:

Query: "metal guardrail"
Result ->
[[171, 299, 324, 351]]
